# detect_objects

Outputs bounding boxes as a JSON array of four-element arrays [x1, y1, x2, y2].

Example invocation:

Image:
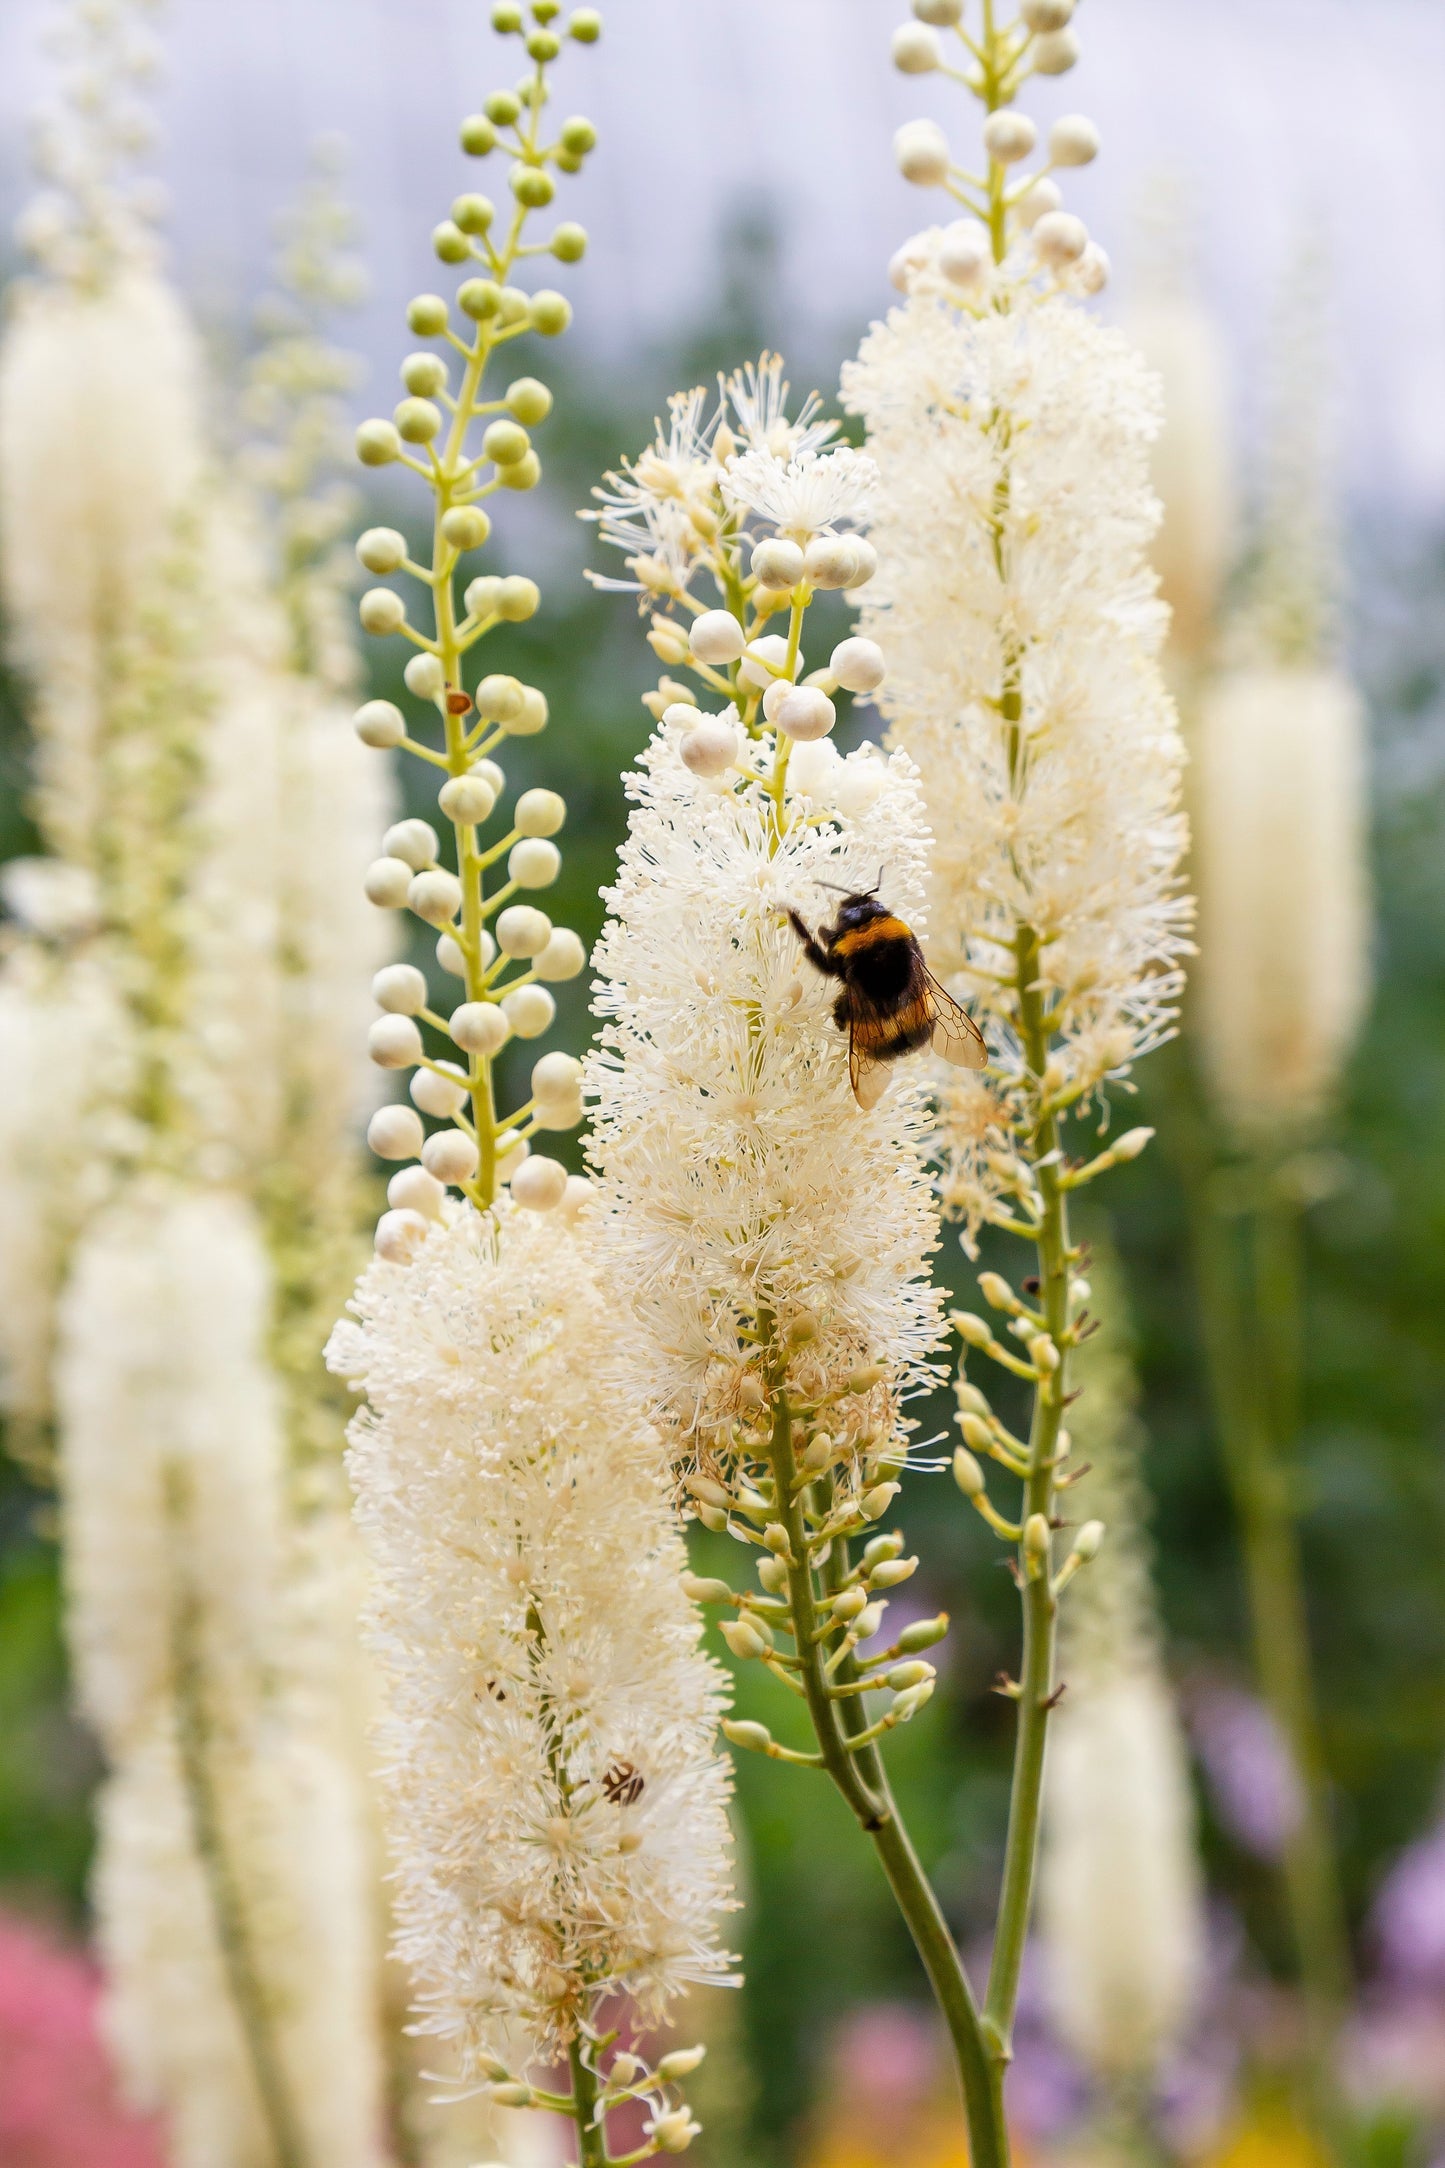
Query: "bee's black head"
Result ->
[[832, 891, 888, 930]]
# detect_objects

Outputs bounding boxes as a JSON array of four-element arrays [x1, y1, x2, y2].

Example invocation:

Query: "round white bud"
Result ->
[[680, 718, 739, 778], [465, 576, 504, 621], [534, 928, 587, 982], [559, 1174, 593, 1225], [662, 701, 705, 734], [830, 636, 887, 694], [785, 737, 840, 800], [1032, 27, 1079, 71], [496, 905, 552, 958], [912, 0, 963, 20], [538, 1098, 591, 1139], [892, 23, 941, 72], [404, 652, 446, 700], [1033, 210, 1088, 267], [354, 699, 406, 749], [359, 588, 406, 635], [375, 1208, 430, 1263], [1022, 0, 1073, 26], [1016, 177, 1063, 228], [411, 1061, 469, 1117], [773, 686, 837, 742], [1049, 113, 1099, 166], [751, 537, 805, 589], [356, 526, 407, 574], [690, 609, 746, 664], [436, 933, 469, 978], [531, 1051, 583, 1102], [845, 537, 878, 588], [982, 111, 1037, 165], [501, 985, 556, 1038], [515, 788, 566, 837], [421, 1128, 480, 1185], [894, 118, 951, 186], [475, 758, 506, 796], [1075, 240, 1110, 294], [451, 1001, 510, 1055], [938, 218, 991, 288], [510, 1154, 568, 1212], [438, 773, 496, 824], [383, 819, 439, 870], [368, 1014, 424, 1069], [367, 1103, 425, 1160], [739, 633, 793, 690], [889, 232, 932, 292], [408, 869, 463, 926], [387, 1166, 446, 1219], [761, 677, 793, 724], [509, 837, 561, 888], [372, 963, 428, 1014], [804, 535, 861, 589], [364, 857, 413, 908], [831, 759, 888, 820], [503, 687, 549, 737]]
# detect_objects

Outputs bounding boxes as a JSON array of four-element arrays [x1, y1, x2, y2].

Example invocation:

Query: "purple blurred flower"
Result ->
[[826, 2002, 938, 2113], [1371, 1819, 1445, 1991], [1189, 1679, 1304, 1860]]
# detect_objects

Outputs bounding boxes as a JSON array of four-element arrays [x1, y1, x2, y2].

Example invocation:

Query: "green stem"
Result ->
[[760, 1332, 1007, 2168], [568, 2039, 609, 2168], [168, 1482, 309, 2168], [981, 926, 1069, 2067]]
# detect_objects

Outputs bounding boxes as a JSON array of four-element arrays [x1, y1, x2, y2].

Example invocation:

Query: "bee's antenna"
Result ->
[[815, 878, 853, 894]]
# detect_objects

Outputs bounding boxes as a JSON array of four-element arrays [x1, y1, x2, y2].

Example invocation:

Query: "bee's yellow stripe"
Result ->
[[832, 914, 911, 957]]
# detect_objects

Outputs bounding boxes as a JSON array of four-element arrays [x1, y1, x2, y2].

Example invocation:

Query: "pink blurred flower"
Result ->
[[0, 1911, 165, 2168], [1371, 1819, 1445, 1992]]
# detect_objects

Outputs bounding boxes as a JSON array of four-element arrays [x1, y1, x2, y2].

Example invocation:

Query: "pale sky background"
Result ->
[[0, 0, 1441, 513]]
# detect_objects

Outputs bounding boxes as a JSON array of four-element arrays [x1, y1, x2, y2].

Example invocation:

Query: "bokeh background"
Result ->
[[0, 3, 1443, 2166]]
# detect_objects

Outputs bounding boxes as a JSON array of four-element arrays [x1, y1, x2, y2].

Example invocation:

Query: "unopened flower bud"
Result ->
[[1023, 1513, 1052, 1565], [1049, 113, 1099, 165], [721, 1618, 771, 1661], [466, 577, 504, 622], [898, 1613, 950, 1652], [438, 773, 497, 825], [507, 375, 553, 424], [535, 927, 587, 981], [861, 1481, 899, 1521], [409, 869, 463, 926], [722, 1718, 772, 1752], [496, 904, 552, 958], [656, 2045, 707, 2081], [359, 588, 406, 635], [515, 787, 566, 836], [354, 698, 406, 748], [958, 1412, 993, 1455], [411, 1061, 469, 1118], [367, 1104, 425, 1160], [1016, 176, 1063, 228], [496, 1136, 530, 1181], [890, 1680, 935, 1721], [680, 1574, 733, 1604], [405, 652, 445, 700], [978, 1271, 1018, 1312], [394, 396, 443, 443], [490, 2083, 535, 2109], [751, 537, 805, 589], [887, 1660, 934, 1691], [529, 290, 572, 336], [956, 1380, 989, 1416], [845, 537, 878, 587], [402, 351, 449, 396], [375, 1208, 429, 1263], [870, 1556, 918, 1588], [364, 856, 413, 907], [1032, 26, 1079, 71], [432, 220, 471, 264], [894, 118, 951, 186], [460, 111, 497, 154], [1075, 240, 1110, 294], [832, 1587, 868, 1623], [502, 985, 556, 1038], [1033, 210, 1088, 267], [772, 686, 836, 742], [855, 1602, 884, 1640], [1113, 1125, 1154, 1161], [511, 1155, 569, 1211], [532, 1051, 583, 1102], [690, 609, 746, 663], [892, 22, 941, 70], [440, 505, 491, 551], [451, 1002, 510, 1055], [983, 111, 1037, 164], [804, 534, 861, 589], [952, 1310, 993, 1347], [504, 686, 548, 736], [356, 418, 403, 466], [939, 218, 991, 288], [422, 1128, 480, 1184], [372, 963, 428, 1014], [1021, 0, 1073, 25], [369, 1014, 424, 1069], [484, 418, 530, 468], [436, 934, 468, 977], [357, 526, 407, 574], [388, 1165, 446, 1219], [384, 818, 440, 869], [475, 669, 524, 717], [509, 838, 561, 888], [680, 718, 739, 778], [913, 0, 963, 20], [952, 1446, 986, 1497], [497, 574, 542, 621], [1073, 1519, 1105, 1560]]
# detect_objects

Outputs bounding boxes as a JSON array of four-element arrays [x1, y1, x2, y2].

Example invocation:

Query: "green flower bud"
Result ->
[[534, 0, 562, 18], [465, 577, 505, 622], [886, 1661, 934, 1691], [356, 526, 407, 574], [511, 163, 555, 208], [831, 1587, 867, 1622], [870, 1556, 918, 1588], [440, 506, 491, 551], [952, 1446, 986, 1497], [555, 149, 583, 174], [568, 9, 602, 41], [656, 2046, 707, 2082], [680, 1573, 733, 1604], [458, 277, 502, 320], [407, 293, 449, 336], [491, 0, 523, 27], [433, 221, 472, 264], [460, 113, 497, 155], [506, 376, 552, 425], [394, 397, 443, 443], [497, 285, 532, 325], [526, 28, 561, 60], [497, 449, 541, 491], [452, 192, 495, 234], [897, 1613, 950, 1653], [529, 289, 572, 335], [721, 1719, 773, 1753], [401, 351, 448, 396], [497, 575, 541, 622], [720, 1618, 770, 1661], [560, 114, 597, 153], [551, 220, 587, 262], [355, 418, 402, 466], [483, 418, 531, 467], [485, 89, 523, 124], [756, 1555, 788, 1594]]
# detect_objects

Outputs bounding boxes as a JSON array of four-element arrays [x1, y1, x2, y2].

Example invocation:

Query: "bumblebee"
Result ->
[[599, 1759, 645, 1806], [787, 884, 987, 1110]]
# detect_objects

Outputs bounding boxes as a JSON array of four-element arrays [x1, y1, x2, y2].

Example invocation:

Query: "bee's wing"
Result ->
[[924, 970, 989, 1071], [848, 1028, 893, 1111]]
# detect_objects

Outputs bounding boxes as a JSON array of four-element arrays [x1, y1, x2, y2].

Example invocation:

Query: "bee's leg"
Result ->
[[786, 909, 844, 977], [832, 991, 852, 1031]]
